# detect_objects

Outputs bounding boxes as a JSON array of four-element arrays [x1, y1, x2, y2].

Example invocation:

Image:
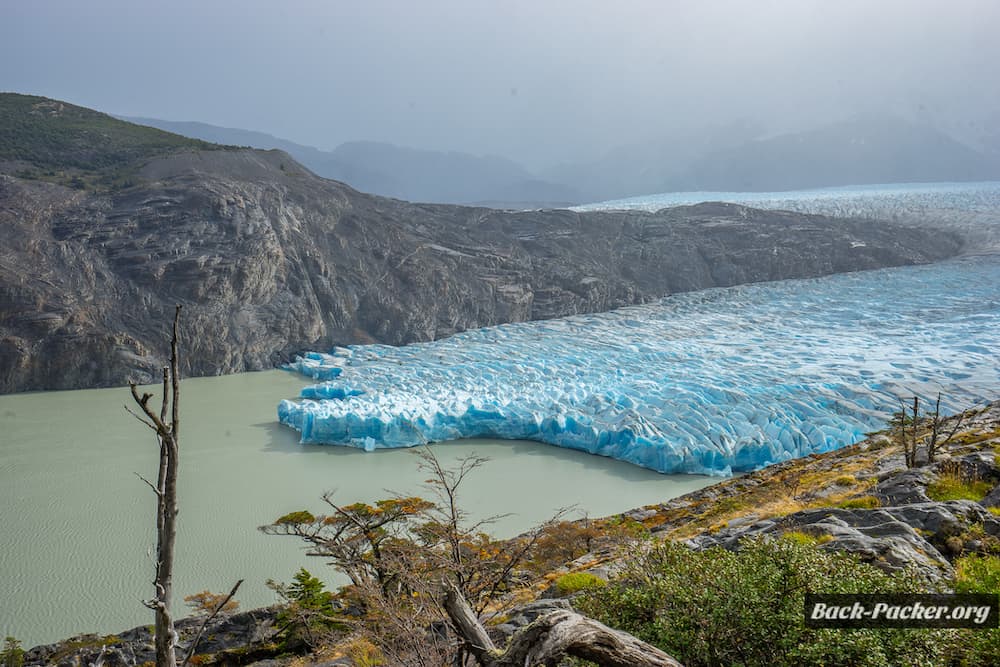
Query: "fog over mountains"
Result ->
[[128, 114, 1000, 207], [7, 2, 999, 205]]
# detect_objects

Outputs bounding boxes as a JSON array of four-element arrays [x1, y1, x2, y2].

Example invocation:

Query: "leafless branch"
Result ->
[[180, 579, 244, 667], [134, 472, 162, 497]]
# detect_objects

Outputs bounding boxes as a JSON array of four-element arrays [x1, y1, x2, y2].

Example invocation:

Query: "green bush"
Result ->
[[267, 568, 344, 650], [927, 476, 993, 502], [952, 554, 1000, 666], [954, 554, 1000, 594], [837, 495, 881, 509], [554, 571, 607, 596], [1, 637, 24, 667], [781, 530, 832, 546], [576, 537, 947, 667]]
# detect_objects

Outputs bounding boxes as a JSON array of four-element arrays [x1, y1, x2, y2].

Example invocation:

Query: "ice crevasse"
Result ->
[[278, 251, 1000, 477]]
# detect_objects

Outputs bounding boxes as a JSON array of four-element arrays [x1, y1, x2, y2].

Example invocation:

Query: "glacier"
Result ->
[[575, 181, 1000, 252], [279, 248, 1000, 476], [573, 181, 1000, 219]]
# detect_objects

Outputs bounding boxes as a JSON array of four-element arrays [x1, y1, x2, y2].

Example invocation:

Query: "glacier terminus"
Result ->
[[279, 184, 1000, 476]]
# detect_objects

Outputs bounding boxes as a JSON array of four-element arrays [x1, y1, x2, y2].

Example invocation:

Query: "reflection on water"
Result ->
[[0, 370, 714, 646]]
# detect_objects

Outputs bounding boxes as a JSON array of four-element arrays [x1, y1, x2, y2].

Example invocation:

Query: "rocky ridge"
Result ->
[[0, 145, 965, 393]]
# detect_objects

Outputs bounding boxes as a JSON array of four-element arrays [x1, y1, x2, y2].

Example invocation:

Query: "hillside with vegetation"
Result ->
[[0, 93, 227, 190]]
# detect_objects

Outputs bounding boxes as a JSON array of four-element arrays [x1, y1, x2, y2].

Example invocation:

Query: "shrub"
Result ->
[[267, 568, 344, 650], [554, 572, 607, 596], [184, 590, 239, 615], [927, 469, 992, 502], [952, 554, 1000, 666], [781, 530, 832, 546], [954, 554, 1000, 593], [344, 637, 385, 667], [526, 520, 602, 575], [837, 495, 880, 509], [576, 537, 946, 667], [1, 637, 23, 667]]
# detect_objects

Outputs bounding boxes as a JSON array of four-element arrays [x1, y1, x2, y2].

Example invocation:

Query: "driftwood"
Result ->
[[443, 584, 683, 667]]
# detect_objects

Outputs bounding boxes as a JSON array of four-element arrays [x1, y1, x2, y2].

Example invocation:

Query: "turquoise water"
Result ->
[[0, 371, 714, 647]]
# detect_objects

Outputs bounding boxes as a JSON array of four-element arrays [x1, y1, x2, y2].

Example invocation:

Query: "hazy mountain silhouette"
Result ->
[[662, 114, 1000, 193], [124, 117, 581, 207]]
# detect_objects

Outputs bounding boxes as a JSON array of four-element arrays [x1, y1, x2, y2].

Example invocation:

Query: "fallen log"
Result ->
[[443, 584, 683, 667]]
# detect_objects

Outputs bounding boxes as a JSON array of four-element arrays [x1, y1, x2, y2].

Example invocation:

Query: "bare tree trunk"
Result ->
[[128, 305, 183, 667], [443, 584, 683, 667]]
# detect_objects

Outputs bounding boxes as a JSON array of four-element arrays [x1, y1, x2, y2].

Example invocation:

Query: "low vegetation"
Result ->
[[577, 538, 949, 667], [927, 462, 993, 502], [1, 637, 23, 667], [553, 571, 607, 596], [260, 449, 610, 665], [0, 92, 228, 190]]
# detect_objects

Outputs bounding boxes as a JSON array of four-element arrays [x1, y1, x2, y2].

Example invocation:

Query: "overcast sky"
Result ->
[[2, 0, 998, 168]]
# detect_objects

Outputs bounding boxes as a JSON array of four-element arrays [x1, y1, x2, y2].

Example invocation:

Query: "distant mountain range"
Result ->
[[123, 113, 1000, 207], [662, 114, 1000, 193], [123, 117, 582, 208], [1, 93, 962, 392]]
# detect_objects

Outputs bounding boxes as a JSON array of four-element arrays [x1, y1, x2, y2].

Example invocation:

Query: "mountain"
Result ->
[[542, 116, 1000, 202], [0, 94, 962, 392], [664, 114, 1000, 193], [124, 116, 581, 207], [542, 120, 766, 202]]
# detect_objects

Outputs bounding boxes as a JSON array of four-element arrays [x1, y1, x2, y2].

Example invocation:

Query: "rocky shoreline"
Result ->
[[22, 402, 1000, 666]]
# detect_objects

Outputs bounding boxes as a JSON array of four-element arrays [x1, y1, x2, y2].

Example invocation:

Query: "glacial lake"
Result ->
[[0, 370, 716, 647]]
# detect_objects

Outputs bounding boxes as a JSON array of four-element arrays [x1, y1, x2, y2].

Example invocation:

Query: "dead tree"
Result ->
[[443, 583, 683, 667], [126, 305, 183, 667], [891, 394, 967, 468], [925, 394, 966, 463]]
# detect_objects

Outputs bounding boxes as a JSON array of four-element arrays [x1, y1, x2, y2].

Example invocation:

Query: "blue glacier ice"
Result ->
[[280, 184, 1000, 475], [279, 247, 1000, 476], [576, 181, 1000, 252], [573, 181, 1000, 219]]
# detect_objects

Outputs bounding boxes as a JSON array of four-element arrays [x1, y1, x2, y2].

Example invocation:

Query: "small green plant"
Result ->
[[344, 637, 385, 667], [837, 495, 880, 509], [954, 554, 1000, 593], [1, 637, 24, 667], [267, 568, 344, 650], [952, 554, 1000, 666], [781, 530, 833, 546], [927, 465, 992, 502], [554, 571, 607, 596]]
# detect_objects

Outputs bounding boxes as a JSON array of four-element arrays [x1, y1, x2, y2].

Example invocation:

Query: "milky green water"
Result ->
[[0, 370, 715, 646]]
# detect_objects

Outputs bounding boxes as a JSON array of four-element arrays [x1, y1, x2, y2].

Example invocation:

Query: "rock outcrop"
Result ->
[[0, 146, 964, 393], [23, 607, 281, 667]]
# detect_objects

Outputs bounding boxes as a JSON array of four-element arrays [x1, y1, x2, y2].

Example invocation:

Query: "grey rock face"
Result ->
[[875, 468, 935, 506], [0, 149, 963, 393], [24, 607, 280, 666], [689, 486, 1000, 582]]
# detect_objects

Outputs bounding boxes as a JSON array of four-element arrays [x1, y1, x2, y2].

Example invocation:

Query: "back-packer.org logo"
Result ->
[[805, 593, 999, 629]]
